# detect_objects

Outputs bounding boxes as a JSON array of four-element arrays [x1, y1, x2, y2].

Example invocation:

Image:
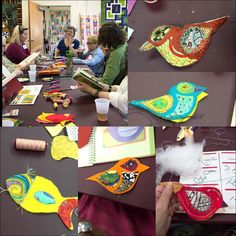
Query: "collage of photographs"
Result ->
[[1, 0, 236, 236]]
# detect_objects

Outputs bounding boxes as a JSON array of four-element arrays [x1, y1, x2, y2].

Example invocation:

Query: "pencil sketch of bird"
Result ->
[[129, 82, 208, 123], [86, 158, 150, 194], [139, 16, 229, 67]]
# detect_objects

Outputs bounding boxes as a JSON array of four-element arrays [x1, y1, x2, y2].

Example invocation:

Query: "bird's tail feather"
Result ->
[[58, 198, 78, 230]]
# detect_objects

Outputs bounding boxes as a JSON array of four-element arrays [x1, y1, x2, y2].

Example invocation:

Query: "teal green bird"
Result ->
[[130, 82, 208, 123]]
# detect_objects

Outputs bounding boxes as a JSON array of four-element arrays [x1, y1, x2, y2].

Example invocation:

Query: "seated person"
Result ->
[[5, 25, 42, 64], [93, 22, 127, 86], [73, 35, 105, 77], [77, 76, 128, 116], [55, 26, 81, 57]]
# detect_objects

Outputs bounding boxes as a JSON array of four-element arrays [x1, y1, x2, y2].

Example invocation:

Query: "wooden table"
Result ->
[[0, 127, 78, 235]]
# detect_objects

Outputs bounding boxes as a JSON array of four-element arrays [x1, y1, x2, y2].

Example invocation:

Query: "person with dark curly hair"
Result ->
[[78, 22, 127, 92]]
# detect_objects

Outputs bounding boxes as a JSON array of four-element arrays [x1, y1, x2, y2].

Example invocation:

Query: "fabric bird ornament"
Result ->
[[129, 82, 208, 123], [139, 16, 229, 67], [87, 158, 150, 194], [4, 169, 78, 230], [161, 182, 224, 221]]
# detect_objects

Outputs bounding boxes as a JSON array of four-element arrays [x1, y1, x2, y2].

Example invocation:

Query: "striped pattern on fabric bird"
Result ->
[[129, 82, 208, 123], [87, 158, 150, 194], [139, 16, 229, 67]]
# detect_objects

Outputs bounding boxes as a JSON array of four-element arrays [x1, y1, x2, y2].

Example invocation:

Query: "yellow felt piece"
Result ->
[[66, 122, 77, 127], [21, 176, 63, 213], [45, 124, 64, 137], [51, 135, 78, 160]]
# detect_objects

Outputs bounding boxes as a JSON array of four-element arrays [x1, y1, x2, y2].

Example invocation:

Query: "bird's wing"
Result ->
[[170, 25, 212, 59]]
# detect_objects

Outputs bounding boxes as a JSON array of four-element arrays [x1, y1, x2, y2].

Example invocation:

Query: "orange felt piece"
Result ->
[[86, 157, 150, 194]]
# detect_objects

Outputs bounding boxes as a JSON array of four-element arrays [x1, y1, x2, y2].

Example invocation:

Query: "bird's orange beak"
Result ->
[[138, 161, 150, 173], [139, 41, 155, 52]]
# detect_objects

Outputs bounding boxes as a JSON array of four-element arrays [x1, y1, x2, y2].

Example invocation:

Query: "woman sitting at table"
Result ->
[[73, 35, 105, 77], [95, 22, 127, 85], [77, 76, 128, 116], [55, 26, 81, 57], [2, 36, 37, 76], [5, 25, 42, 64]]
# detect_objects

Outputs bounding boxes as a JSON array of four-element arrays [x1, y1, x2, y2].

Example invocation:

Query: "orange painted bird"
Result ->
[[87, 158, 150, 194], [139, 16, 229, 67]]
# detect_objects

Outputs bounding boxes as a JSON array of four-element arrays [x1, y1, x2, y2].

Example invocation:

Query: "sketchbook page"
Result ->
[[180, 151, 236, 214], [78, 128, 96, 168], [94, 126, 155, 164]]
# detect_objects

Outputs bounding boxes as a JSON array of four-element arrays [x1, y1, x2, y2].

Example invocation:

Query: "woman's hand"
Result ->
[[156, 183, 182, 236], [77, 81, 96, 96]]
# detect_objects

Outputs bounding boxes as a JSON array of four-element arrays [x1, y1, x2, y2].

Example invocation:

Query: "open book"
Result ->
[[180, 151, 236, 214], [18, 52, 40, 68], [73, 67, 105, 89], [78, 126, 156, 167]]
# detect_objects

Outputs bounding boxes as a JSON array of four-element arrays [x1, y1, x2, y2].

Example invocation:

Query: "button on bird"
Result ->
[[129, 82, 208, 123], [87, 158, 150, 194], [139, 16, 229, 67]]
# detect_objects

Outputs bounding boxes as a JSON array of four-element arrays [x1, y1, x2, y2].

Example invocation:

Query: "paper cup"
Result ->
[[29, 64, 36, 71], [28, 70, 37, 82], [95, 98, 110, 122]]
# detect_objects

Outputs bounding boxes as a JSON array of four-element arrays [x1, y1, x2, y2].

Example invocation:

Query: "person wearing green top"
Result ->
[[97, 22, 127, 85]]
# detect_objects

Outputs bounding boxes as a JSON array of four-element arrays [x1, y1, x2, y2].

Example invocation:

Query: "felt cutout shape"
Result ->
[[129, 82, 208, 123], [5, 169, 78, 230], [139, 16, 229, 67], [45, 124, 64, 137], [87, 158, 149, 194], [51, 135, 78, 160], [78, 126, 93, 148], [36, 112, 75, 125], [161, 182, 223, 221]]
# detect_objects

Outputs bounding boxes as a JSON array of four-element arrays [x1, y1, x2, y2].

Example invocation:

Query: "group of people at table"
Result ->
[[2, 22, 128, 116]]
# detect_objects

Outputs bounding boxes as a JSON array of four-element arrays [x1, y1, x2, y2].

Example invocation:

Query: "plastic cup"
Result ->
[[95, 98, 110, 122], [48, 51, 53, 60], [29, 64, 36, 71], [28, 70, 37, 82]]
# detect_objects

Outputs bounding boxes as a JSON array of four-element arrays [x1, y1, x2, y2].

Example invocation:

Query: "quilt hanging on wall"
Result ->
[[101, 0, 128, 31], [80, 15, 100, 50], [48, 11, 70, 47]]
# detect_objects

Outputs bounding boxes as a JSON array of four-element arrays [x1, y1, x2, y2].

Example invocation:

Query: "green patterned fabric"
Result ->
[[101, 0, 128, 31]]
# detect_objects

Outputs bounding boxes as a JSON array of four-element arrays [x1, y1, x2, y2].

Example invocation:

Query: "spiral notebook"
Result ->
[[78, 127, 155, 167]]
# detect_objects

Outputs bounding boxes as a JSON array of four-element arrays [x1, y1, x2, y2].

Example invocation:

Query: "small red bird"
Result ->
[[140, 16, 230, 67]]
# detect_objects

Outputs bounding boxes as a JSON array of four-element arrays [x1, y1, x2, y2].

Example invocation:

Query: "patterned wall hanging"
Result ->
[[79, 14, 100, 50], [101, 0, 128, 31], [48, 11, 71, 47]]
